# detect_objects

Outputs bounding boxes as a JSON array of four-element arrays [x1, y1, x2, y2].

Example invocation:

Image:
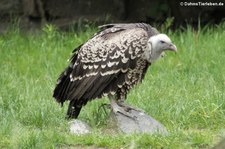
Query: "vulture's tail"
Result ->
[[53, 46, 80, 105], [53, 66, 72, 105], [53, 66, 82, 119], [53, 46, 82, 119]]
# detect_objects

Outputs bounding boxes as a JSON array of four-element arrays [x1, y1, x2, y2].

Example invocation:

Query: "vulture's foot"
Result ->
[[111, 102, 137, 121]]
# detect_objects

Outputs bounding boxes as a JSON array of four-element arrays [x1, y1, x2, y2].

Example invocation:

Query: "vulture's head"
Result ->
[[148, 34, 177, 62]]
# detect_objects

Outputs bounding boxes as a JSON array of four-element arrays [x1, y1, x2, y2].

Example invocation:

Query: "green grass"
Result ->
[[0, 23, 225, 148]]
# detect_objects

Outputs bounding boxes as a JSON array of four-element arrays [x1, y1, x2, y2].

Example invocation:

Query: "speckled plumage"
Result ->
[[53, 23, 159, 118]]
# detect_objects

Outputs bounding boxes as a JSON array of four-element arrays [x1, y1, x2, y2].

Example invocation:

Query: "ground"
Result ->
[[0, 23, 225, 148]]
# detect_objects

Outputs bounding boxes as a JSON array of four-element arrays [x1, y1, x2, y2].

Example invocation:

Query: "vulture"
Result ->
[[53, 23, 177, 119]]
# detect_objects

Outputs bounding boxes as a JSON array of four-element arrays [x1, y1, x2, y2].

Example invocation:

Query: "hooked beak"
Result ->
[[168, 43, 177, 52]]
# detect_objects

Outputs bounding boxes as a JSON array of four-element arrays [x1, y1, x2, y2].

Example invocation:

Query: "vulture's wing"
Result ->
[[53, 23, 159, 106]]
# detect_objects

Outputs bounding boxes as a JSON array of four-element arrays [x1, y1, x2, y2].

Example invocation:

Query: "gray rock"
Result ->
[[68, 106, 167, 135], [109, 109, 168, 134], [69, 119, 92, 135]]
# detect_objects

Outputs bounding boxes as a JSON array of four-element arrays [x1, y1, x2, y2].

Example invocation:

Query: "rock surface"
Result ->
[[69, 119, 92, 135], [109, 109, 168, 134]]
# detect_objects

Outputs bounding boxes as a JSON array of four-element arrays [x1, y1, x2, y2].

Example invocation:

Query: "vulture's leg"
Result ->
[[66, 100, 82, 119], [117, 99, 145, 113], [109, 95, 137, 120]]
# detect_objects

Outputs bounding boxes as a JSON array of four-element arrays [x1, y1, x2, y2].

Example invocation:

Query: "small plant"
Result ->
[[42, 24, 59, 39]]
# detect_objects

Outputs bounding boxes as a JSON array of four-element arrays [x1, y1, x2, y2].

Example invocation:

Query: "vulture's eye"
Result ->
[[160, 40, 165, 44]]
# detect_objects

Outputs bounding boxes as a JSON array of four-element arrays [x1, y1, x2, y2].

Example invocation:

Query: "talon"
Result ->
[[117, 102, 145, 113], [112, 106, 137, 120]]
